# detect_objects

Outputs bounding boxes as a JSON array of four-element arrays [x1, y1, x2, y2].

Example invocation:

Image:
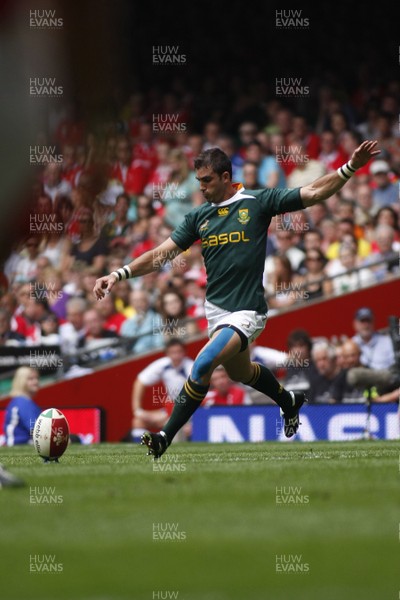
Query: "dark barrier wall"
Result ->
[[3, 278, 399, 442]]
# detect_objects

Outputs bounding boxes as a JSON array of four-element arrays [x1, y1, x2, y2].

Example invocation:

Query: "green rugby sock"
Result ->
[[244, 363, 294, 412], [161, 378, 209, 444]]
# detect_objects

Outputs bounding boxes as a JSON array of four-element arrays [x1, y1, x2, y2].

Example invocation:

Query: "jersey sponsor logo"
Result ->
[[201, 230, 250, 247], [217, 207, 229, 216], [238, 208, 250, 224], [199, 219, 209, 232]]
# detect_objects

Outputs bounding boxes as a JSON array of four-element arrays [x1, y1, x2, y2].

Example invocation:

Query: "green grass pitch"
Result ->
[[0, 440, 398, 600]]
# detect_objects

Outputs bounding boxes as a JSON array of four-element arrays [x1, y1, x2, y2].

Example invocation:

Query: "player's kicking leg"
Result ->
[[223, 347, 307, 438], [141, 326, 242, 458]]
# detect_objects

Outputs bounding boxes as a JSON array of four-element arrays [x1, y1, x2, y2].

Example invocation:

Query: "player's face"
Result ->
[[195, 166, 227, 203]]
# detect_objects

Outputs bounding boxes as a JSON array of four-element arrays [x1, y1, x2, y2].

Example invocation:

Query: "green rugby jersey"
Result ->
[[171, 183, 303, 313]]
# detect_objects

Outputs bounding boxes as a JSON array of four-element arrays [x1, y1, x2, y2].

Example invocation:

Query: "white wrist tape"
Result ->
[[111, 265, 132, 281], [337, 161, 357, 181]]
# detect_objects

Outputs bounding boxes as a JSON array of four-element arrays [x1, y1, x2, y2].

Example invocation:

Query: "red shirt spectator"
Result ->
[[205, 367, 249, 406], [96, 294, 127, 335], [318, 130, 348, 172]]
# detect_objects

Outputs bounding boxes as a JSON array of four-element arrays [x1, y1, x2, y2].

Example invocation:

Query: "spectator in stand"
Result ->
[[317, 129, 348, 172], [283, 328, 316, 393], [204, 365, 250, 406], [132, 121, 158, 175], [329, 243, 374, 295], [43, 162, 72, 206], [128, 194, 157, 248], [10, 284, 31, 329], [61, 143, 82, 188], [0, 308, 25, 346], [130, 337, 194, 443], [294, 248, 333, 300], [353, 182, 378, 230], [186, 133, 204, 168], [95, 292, 127, 335], [143, 141, 173, 201], [325, 218, 371, 261], [363, 224, 400, 280], [351, 307, 395, 370], [101, 192, 133, 249], [112, 279, 135, 319], [237, 121, 259, 157], [131, 214, 163, 260], [264, 228, 305, 282], [63, 207, 109, 274], [58, 297, 87, 356], [39, 311, 61, 346], [202, 120, 221, 151], [36, 267, 70, 321], [374, 111, 400, 172], [265, 107, 293, 144], [307, 340, 341, 403], [156, 288, 199, 341], [286, 144, 326, 188], [120, 289, 164, 354], [305, 201, 329, 231], [31, 192, 53, 227], [39, 220, 71, 270], [54, 194, 74, 232], [327, 109, 351, 149], [240, 161, 262, 190], [162, 148, 198, 229], [109, 134, 148, 198], [14, 297, 49, 344], [0, 293, 18, 327], [372, 206, 400, 245], [369, 159, 398, 208], [11, 237, 41, 284], [77, 308, 119, 352], [266, 255, 303, 310], [297, 229, 325, 273], [329, 339, 366, 403], [64, 185, 96, 243], [3, 367, 41, 446], [237, 140, 285, 188], [286, 114, 321, 161]]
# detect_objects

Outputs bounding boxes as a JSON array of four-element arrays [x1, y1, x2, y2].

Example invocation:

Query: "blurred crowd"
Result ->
[[0, 76, 399, 369]]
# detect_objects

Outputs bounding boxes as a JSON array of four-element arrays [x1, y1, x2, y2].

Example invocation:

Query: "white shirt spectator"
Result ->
[[137, 356, 194, 401]]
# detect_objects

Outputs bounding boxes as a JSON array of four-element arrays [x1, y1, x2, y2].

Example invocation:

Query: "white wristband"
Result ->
[[337, 161, 357, 181], [111, 265, 132, 281]]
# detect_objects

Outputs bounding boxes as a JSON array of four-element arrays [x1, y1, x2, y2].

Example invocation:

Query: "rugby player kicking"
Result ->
[[93, 140, 379, 458]]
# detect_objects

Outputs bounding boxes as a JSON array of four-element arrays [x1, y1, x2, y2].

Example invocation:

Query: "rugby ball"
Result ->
[[33, 408, 70, 462]]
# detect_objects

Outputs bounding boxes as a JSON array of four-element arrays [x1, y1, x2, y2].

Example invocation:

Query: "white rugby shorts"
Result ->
[[205, 299, 268, 344]]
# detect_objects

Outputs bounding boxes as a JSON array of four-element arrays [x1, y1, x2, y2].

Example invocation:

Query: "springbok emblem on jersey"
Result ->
[[237, 208, 250, 225]]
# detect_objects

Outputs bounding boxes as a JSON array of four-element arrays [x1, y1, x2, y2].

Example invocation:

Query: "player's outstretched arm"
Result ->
[[300, 140, 380, 207], [93, 236, 183, 300]]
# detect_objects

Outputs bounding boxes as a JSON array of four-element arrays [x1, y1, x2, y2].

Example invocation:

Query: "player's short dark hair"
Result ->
[[194, 148, 232, 179]]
